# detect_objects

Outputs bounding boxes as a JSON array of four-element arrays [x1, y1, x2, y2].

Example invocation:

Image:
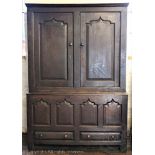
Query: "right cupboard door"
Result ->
[[80, 12, 121, 88]]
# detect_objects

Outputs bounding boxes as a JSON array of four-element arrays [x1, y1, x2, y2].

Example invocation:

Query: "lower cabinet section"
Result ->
[[27, 93, 127, 149]]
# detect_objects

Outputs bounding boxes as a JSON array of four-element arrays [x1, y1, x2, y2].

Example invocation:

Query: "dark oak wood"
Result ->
[[27, 4, 127, 92], [27, 93, 128, 149], [26, 3, 129, 7], [80, 132, 121, 141], [26, 3, 128, 151], [33, 99, 51, 125], [56, 100, 74, 125], [80, 13, 120, 87], [80, 99, 98, 125], [103, 99, 122, 125], [35, 131, 74, 140], [34, 12, 73, 88]]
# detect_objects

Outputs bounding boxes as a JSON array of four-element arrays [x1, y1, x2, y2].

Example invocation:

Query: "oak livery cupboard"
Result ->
[[26, 3, 128, 150]]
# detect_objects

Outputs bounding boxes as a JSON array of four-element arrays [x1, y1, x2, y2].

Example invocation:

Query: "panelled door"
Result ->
[[28, 10, 125, 90], [80, 12, 121, 87], [33, 13, 73, 88]]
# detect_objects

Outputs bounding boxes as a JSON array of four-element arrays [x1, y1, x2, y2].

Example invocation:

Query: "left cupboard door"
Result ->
[[28, 13, 73, 91]]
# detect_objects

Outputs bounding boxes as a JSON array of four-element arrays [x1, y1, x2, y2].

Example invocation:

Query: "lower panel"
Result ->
[[27, 93, 127, 150]]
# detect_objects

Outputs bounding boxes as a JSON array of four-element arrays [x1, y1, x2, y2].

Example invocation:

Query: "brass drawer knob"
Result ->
[[64, 134, 68, 139], [40, 133, 43, 137], [80, 42, 84, 47], [111, 135, 115, 140], [87, 135, 90, 138], [68, 42, 73, 46]]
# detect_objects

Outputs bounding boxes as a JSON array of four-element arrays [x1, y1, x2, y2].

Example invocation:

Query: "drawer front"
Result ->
[[80, 132, 121, 141], [35, 132, 73, 140]]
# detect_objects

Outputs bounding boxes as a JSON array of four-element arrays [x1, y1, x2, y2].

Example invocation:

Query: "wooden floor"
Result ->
[[22, 146, 131, 155]]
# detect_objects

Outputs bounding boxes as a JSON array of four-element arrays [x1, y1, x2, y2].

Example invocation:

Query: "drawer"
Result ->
[[35, 132, 74, 140], [80, 132, 121, 141]]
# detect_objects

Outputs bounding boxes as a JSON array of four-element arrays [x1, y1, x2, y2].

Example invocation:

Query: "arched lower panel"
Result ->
[[56, 99, 74, 125], [80, 99, 98, 125], [33, 99, 51, 125], [103, 99, 122, 125]]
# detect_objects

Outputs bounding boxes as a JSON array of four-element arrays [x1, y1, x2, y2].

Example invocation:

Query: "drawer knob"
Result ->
[[64, 134, 68, 139], [68, 42, 73, 46], [40, 133, 43, 137], [87, 135, 90, 138], [80, 42, 84, 47], [111, 135, 115, 140]]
